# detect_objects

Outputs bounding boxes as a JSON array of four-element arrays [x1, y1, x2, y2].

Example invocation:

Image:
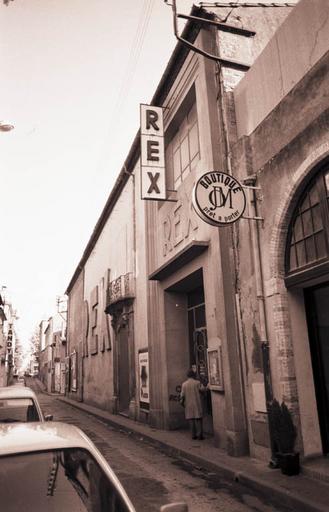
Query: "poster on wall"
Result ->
[[138, 350, 150, 410], [70, 351, 77, 392], [207, 347, 224, 391], [65, 356, 70, 392]]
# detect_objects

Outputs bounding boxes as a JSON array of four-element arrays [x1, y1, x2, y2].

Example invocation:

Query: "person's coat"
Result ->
[[180, 377, 204, 419]]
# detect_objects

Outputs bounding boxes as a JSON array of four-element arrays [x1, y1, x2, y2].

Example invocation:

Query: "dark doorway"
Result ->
[[117, 322, 130, 414], [166, 269, 213, 433], [187, 287, 207, 380], [305, 283, 329, 455], [187, 285, 213, 432]]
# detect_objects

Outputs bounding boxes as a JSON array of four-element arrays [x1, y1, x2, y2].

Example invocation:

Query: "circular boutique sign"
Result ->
[[192, 171, 246, 226]]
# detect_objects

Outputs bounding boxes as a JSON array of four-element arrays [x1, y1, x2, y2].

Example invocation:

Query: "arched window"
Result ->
[[285, 166, 329, 284]]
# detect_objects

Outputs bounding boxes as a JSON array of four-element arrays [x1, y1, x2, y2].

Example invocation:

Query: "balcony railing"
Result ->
[[106, 272, 135, 308]]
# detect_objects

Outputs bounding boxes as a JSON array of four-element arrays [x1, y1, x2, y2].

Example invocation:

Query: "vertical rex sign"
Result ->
[[140, 104, 166, 200]]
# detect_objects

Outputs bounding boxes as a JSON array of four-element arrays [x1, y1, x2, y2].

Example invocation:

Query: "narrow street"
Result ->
[[27, 379, 285, 512]]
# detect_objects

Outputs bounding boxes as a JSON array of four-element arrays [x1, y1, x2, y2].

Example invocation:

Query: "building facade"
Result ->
[[0, 293, 19, 386], [232, 0, 329, 458], [66, 0, 329, 463], [66, 162, 148, 418], [0, 293, 7, 387], [39, 314, 66, 393], [38, 319, 49, 388], [142, 1, 297, 456]]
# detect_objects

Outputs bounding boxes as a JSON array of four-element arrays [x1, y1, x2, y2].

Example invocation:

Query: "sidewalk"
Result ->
[[46, 391, 329, 512]]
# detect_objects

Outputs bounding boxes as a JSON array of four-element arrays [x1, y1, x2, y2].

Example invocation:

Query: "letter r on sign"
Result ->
[[140, 104, 164, 136], [146, 110, 159, 131]]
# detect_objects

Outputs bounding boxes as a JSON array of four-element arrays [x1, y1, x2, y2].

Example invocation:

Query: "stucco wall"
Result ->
[[232, 40, 329, 457], [82, 178, 134, 410], [145, 30, 248, 450], [143, 5, 297, 450], [234, 0, 329, 137], [67, 270, 84, 401], [146, 48, 228, 433]]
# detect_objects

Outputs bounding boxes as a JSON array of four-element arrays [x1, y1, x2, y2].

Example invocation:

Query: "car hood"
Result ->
[[0, 422, 92, 455]]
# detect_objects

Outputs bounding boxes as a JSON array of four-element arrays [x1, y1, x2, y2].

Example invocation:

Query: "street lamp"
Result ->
[[0, 121, 14, 132]]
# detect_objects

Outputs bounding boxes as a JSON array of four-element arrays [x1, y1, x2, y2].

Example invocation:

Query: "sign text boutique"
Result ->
[[192, 171, 246, 226]]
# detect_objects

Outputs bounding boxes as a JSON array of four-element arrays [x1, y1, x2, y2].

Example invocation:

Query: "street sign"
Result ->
[[140, 104, 166, 200], [192, 171, 246, 226]]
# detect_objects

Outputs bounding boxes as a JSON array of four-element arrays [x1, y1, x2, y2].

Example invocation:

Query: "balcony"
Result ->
[[106, 272, 135, 311]]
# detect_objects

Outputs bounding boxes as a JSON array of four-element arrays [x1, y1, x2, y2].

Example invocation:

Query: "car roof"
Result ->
[[0, 386, 37, 400], [0, 422, 95, 456]]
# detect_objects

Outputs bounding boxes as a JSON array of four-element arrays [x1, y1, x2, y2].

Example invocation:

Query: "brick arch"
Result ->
[[266, 143, 329, 405], [269, 142, 329, 281]]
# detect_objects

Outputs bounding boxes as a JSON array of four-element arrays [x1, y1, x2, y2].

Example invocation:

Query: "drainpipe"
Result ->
[[215, 56, 249, 451], [243, 176, 277, 466], [243, 180, 268, 344], [214, 14, 277, 458], [130, 170, 137, 409]]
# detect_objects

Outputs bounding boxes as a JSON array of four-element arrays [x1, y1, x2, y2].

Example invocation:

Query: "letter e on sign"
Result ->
[[140, 104, 166, 200]]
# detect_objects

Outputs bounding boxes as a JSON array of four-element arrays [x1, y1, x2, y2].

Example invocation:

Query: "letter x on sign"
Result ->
[[147, 172, 160, 193]]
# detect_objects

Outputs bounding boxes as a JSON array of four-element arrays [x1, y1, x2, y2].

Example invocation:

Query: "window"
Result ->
[[165, 87, 200, 190], [286, 167, 329, 275], [0, 398, 40, 423], [187, 286, 207, 375]]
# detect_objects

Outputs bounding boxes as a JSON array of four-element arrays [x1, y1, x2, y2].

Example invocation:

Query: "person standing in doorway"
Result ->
[[180, 369, 205, 440]]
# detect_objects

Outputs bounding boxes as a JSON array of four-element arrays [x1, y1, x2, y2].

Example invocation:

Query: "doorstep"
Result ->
[[302, 457, 329, 485]]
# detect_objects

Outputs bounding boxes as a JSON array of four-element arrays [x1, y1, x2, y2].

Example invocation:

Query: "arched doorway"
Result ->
[[109, 302, 135, 417], [285, 164, 329, 455], [304, 284, 329, 454]]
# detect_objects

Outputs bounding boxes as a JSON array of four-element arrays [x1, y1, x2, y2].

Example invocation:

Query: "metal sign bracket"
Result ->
[[165, 0, 251, 71], [241, 184, 264, 222], [144, 189, 178, 203]]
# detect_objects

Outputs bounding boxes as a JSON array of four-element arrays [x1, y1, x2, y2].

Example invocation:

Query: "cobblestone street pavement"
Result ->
[[28, 381, 285, 512]]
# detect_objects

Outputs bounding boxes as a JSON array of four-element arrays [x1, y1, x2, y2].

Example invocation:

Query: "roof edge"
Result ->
[[65, 5, 214, 295]]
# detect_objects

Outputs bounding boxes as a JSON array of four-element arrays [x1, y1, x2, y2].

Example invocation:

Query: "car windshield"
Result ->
[[0, 398, 40, 423], [0, 448, 130, 512]]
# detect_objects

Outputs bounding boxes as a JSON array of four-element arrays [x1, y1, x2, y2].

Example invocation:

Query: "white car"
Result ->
[[17, 375, 26, 384], [0, 422, 135, 511], [0, 422, 188, 512], [0, 386, 52, 423]]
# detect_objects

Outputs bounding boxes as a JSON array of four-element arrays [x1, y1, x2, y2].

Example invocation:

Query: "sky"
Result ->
[[0, 0, 193, 348]]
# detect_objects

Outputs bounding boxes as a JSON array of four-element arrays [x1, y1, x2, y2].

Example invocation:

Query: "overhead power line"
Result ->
[[96, 0, 155, 177], [112, 0, 155, 122]]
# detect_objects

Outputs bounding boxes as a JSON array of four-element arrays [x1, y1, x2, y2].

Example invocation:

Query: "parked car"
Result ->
[[0, 386, 52, 423], [16, 375, 25, 385], [0, 422, 188, 512], [0, 422, 135, 511]]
